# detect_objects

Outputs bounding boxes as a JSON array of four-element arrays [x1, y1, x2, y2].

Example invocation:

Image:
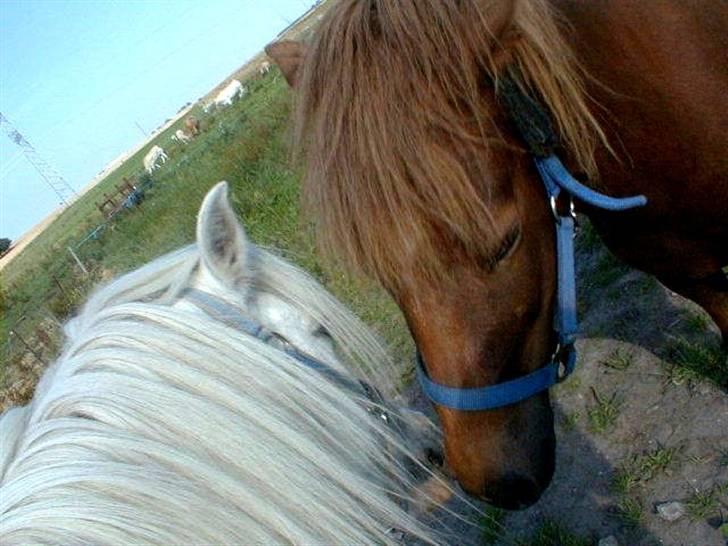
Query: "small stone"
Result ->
[[656, 501, 687, 522], [598, 536, 618, 546]]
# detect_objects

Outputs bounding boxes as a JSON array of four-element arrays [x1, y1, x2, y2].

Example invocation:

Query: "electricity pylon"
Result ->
[[0, 112, 77, 206]]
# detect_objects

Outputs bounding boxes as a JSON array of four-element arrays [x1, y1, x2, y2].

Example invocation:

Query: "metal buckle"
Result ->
[[549, 195, 560, 222], [549, 194, 576, 222], [552, 343, 574, 382], [557, 360, 569, 382], [550, 195, 579, 236]]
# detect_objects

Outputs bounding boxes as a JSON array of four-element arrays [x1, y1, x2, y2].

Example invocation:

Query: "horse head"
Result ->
[[266, 0, 610, 509], [187, 182, 343, 369]]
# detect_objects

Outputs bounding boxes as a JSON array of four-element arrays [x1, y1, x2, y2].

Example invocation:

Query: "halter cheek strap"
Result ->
[[182, 288, 392, 423], [182, 288, 369, 396], [416, 155, 646, 411]]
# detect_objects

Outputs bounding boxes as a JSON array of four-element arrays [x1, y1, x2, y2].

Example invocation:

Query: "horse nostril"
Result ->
[[484, 473, 544, 510], [425, 447, 444, 468]]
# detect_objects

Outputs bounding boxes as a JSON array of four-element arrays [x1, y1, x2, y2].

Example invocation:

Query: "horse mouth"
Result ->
[[479, 473, 546, 510]]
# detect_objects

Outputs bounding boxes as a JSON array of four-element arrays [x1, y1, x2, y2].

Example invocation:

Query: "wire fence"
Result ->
[[0, 174, 159, 410]]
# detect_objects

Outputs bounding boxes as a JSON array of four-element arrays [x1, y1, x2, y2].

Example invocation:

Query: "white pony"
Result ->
[[172, 129, 190, 144], [213, 79, 245, 108], [0, 182, 453, 545], [142, 144, 168, 174], [259, 60, 272, 75]]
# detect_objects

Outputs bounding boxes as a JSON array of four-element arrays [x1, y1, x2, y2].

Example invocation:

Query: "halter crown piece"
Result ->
[[416, 71, 647, 411]]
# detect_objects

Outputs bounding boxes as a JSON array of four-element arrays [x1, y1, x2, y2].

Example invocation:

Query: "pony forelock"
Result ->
[[294, 0, 607, 288]]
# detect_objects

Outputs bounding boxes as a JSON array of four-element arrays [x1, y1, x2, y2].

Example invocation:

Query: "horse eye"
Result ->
[[493, 226, 521, 264], [269, 333, 292, 351], [314, 325, 333, 340]]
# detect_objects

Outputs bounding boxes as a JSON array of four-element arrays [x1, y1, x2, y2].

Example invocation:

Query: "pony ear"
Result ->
[[196, 181, 250, 284], [265, 40, 305, 88]]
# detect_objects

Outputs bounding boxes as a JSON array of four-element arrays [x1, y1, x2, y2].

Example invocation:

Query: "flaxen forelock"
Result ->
[[294, 0, 607, 288]]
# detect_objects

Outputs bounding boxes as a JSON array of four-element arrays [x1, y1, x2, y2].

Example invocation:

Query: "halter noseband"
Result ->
[[415, 72, 647, 411]]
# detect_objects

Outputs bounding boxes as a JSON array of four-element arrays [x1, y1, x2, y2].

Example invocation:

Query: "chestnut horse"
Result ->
[[267, 0, 728, 509]]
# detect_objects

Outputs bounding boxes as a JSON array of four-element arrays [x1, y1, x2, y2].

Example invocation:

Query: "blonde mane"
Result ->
[[0, 244, 448, 545], [294, 0, 606, 288]]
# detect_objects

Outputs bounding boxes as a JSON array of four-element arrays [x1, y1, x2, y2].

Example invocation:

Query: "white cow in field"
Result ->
[[258, 61, 271, 75], [143, 145, 168, 174], [213, 79, 245, 108], [172, 129, 191, 144]]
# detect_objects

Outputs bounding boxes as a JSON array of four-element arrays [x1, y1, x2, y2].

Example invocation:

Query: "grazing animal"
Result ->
[[142, 144, 168, 174], [0, 182, 450, 545], [259, 60, 272, 75], [266, 0, 728, 509], [185, 115, 200, 136], [213, 79, 245, 108], [174, 129, 191, 143]]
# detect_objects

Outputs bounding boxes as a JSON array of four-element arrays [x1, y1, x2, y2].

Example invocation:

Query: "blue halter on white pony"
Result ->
[[0, 183, 452, 545]]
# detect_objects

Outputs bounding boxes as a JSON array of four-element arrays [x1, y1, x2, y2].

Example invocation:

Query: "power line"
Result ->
[[0, 112, 77, 206]]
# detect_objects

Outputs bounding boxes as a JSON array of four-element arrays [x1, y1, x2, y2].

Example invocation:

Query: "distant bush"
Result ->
[[0, 238, 11, 253]]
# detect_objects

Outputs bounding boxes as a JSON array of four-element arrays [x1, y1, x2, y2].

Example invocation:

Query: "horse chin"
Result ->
[[441, 395, 556, 510], [464, 436, 555, 510]]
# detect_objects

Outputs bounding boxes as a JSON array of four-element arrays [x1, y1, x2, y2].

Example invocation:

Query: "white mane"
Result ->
[[0, 184, 450, 545]]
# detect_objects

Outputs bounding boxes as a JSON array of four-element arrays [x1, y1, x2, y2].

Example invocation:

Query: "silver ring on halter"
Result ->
[[552, 344, 568, 381], [549, 194, 576, 224]]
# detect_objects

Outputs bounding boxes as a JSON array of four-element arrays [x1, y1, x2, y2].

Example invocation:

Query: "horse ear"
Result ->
[[484, 0, 516, 39], [196, 181, 250, 284], [265, 40, 305, 88]]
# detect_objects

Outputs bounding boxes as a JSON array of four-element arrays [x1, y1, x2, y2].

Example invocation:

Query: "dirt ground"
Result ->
[[409, 225, 727, 545]]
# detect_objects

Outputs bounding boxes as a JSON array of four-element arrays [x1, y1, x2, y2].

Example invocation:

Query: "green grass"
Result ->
[[601, 348, 634, 371], [682, 311, 711, 334], [481, 513, 592, 546], [665, 338, 727, 388], [1, 71, 413, 400], [575, 218, 600, 252], [559, 410, 580, 432], [615, 496, 643, 527], [612, 446, 677, 495], [686, 489, 718, 520], [611, 447, 680, 531], [480, 506, 507, 545], [686, 482, 728, 521], [587, 252, 630, 291], [587, 387, 621, 433], [515, 520, 592, 546]]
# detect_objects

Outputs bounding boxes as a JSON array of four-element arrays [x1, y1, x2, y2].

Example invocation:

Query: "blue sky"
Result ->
[[0, 0, 310, 240]]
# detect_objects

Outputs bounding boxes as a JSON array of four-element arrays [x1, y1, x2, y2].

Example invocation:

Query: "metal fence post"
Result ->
[[68, 246, 88, 275]]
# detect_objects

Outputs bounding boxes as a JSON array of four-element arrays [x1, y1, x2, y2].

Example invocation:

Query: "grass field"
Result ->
[[0, 70, 413, 409]]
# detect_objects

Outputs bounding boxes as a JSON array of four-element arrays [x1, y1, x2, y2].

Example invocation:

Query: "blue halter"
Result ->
[[182, 288, 392, 420], [416, 156, 647, 410], [182, 288, 371, 396]]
